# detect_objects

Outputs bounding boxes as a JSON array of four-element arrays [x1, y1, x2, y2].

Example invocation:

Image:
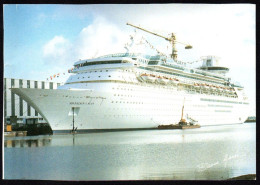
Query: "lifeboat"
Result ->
[[219, 86, 227, 92], [194, 83, 200, 88], [156, 76, 167, 84], [211, 85, 217, 90], [224, 87, 229, 92], [162, 76, 170, 84], [201, 84, 207, 88], [140, 73, 155, 82], [136, 75, 144, 82], [140, 73, 149, 81], [168, 78, 177, 85], [148, 74, 157, 82]]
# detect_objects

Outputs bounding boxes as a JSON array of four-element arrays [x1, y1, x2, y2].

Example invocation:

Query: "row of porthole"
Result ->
[[62, 95, 92, 98], [79, 69, 133, 74], [79, 70, 109, 73], [109, 102, 188, 109], [112, 87, 134, 91], [103, 115, 174, 117], [77, 75, 112, 79], [62, 95, 84, 98], [111, 101, 143, 104], [113, 86, 176, 93], [112, 93, 182, 100], [74, 75, 137, 80], [113, 85, 181, 93], [108, 108, 172, 110], [114, 94, 133, 97]]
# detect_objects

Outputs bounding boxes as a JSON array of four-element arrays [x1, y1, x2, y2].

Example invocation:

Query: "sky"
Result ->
[[3, 4, 256, 115]]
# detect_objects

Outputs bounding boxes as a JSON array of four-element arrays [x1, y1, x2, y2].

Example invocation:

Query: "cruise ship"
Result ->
[[11, 23, 250, 133]]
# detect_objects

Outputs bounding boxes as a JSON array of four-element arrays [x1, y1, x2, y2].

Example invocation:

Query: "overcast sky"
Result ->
[[4, 4, 255, 115]]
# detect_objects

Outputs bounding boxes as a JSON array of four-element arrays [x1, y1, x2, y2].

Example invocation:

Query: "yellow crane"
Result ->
[[126, 22, 192, 60]]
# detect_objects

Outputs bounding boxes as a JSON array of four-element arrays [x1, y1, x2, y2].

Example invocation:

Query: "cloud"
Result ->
[[42, 4, 255, 73], [41, 17, 132, 81], [33, 13, 48, 28], [74, 17, 129, 60], [42, 35, 72, 66], [4, 63, 12, 67], [42, 17, 133, 65], [42, 4, 255, 77]]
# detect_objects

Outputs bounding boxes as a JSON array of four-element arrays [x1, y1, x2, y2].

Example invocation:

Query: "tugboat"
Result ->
[[158, 98, 200, 129]]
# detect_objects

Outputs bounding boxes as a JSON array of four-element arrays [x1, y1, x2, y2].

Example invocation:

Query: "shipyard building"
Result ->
[[3, 78, 61, 127]]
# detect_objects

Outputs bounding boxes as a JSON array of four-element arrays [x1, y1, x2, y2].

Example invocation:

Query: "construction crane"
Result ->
[[126, 22, 192, 60]]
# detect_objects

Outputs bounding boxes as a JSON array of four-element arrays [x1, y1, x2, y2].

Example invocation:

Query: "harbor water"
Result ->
[[4, 122, 256, 180]]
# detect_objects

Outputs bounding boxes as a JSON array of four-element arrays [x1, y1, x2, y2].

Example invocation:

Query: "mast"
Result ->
[[72, 107, 75, 132], [181, 102, 184, 120], [181, 97, 185, 121]]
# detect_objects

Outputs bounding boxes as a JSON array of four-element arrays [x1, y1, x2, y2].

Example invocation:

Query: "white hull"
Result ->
[[11, 82, 250, 133]]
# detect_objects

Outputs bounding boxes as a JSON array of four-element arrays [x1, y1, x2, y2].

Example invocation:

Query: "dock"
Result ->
[[4, 131, 27, 137], [158, 124, 200, 129], [245, 116, 256, 123]]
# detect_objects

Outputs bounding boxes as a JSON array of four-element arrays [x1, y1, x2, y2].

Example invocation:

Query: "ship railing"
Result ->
[[193, 68, 227, 80], [160, 63, 226, 81], [160, 63, 185, 71], [97, 53, 152, 60]]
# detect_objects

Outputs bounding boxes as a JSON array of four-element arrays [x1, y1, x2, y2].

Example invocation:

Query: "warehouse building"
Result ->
[[3, 78, 62, 127]]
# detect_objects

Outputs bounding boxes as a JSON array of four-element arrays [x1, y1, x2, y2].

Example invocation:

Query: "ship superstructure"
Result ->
[[11, 23, 250, 133]]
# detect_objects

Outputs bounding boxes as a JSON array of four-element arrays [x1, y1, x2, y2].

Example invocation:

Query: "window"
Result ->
[[148, 61, 159, 65], [206, 59, 212, 67], [19, 97, 23, 116], [19, 79, 23, 88], [27, 80, 30, 88], [11, 79, 15, 88], [27, 104, 31, 116], [11, 92, 15, 116], [49, 82, 53, 89], [4, 78, 7, 117], [34, 81, 38, 88]]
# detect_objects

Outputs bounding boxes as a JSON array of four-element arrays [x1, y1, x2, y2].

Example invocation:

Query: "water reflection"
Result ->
[[142, 169, 234, 180], [4, 137, 52, 148], [4, 123, 256, 180]]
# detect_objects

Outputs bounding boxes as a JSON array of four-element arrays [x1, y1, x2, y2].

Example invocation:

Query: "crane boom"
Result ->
[[126, 22, 170, 41], [126, 22, 192, 60]]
